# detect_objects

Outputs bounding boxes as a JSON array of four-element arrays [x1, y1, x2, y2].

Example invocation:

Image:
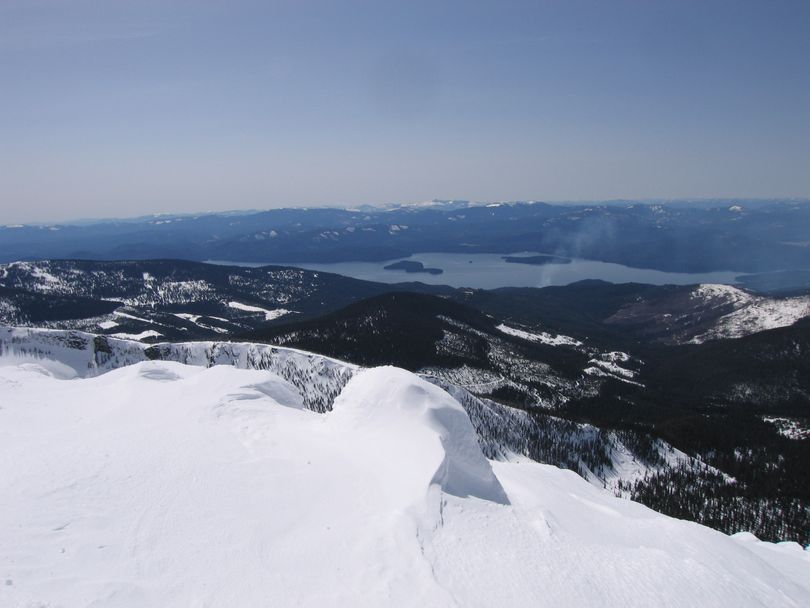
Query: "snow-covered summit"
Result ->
[[333, 367, 508, 504], [1, 351, 809, 606]]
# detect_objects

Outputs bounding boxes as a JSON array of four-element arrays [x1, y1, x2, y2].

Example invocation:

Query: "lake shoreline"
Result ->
[[205, 252, 745, 290]]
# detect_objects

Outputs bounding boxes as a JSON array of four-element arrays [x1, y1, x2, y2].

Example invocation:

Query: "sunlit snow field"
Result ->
[[1, 356, 808, 607]]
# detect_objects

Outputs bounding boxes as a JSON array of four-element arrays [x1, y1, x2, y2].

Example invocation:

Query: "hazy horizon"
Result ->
[[7, 197, 810, 227], [2, 0, 809, 224]]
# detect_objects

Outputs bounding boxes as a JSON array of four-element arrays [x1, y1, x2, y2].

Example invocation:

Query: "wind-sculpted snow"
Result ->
[[427, 378, 537, 460], [0, 326, 695, 490], [425, 377, 683, 493], [333, 368, 509, 504], [0, 327, 357, 413], [1, 358, 808, 606], [148, 340, 358, 413], [0, 325, 804, 547]]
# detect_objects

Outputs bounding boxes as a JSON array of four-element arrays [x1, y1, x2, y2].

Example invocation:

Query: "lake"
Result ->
[[207, 252, 743, 290]]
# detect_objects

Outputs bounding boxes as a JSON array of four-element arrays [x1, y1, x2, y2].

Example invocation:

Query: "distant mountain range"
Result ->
[[3, 200, 810, 281]]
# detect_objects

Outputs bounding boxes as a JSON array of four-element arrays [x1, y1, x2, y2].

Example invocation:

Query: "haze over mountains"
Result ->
[[3, 200, 810, 285]]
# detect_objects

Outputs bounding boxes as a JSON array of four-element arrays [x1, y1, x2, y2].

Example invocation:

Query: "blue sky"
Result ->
[[1, 0, 809, 223]]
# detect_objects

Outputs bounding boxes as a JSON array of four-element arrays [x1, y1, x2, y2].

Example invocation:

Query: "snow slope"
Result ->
[[496, 323, 582, 347], [606, 282, 810, 344], [1, 358, 808, 607], [227, 300, 294, 321], [690, 284, 810, 343]]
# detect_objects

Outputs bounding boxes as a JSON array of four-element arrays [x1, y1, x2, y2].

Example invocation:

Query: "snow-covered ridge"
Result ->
[[0, 326, 357, 413], [690, 283, 755, 307], [608, 282, 810, 344], [0, 326, 692, 493], [0, 325, 735, 509], [690, 283, 810, 343], [1, 352, 808, 606]]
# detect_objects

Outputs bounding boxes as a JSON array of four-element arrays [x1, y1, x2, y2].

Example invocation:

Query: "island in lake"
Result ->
[[383, 260, 444, 275], [502, 254, 572, 266]]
